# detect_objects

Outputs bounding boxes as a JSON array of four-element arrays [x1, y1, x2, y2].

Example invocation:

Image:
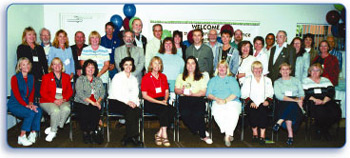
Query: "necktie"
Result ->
[[127, 47, 131, 57]]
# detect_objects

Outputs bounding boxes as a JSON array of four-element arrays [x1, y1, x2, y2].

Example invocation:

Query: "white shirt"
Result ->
[[134, 33, 144, 49], [145, 37, 161, 71], [253, 49, 269, 75], [238, 55, 257, 84], [241, 75, 274, 106], [273, 42, 287, 64], [108, 71, 140, 107]]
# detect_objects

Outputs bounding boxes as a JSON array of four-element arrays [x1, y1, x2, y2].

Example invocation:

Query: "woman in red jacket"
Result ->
[[40, 57, 73, 142]]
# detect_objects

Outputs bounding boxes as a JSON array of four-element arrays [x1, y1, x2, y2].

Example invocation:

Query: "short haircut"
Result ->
[[220, 29, 233, 37], [40, 27, 51, 36], [214, 60, 232, 77], [318, 40, 331, 52], [123, 30, 135, 37], [251, 60, 263, 72], [119, 57, 136, 72], [279, 62, 291, 70], [253, 36, 265, 47], [16, 57, 32, 73], [308, 63, 324, 75], [277, 30, 287, 37], [88, 31, 101, 45], [147, 56, 163, 73], [75, 31, 85, 37], [265, 33, 276, 44], [82, 59, 99, 77], [192, 29, 203, 37], [48, 57, 65, 73], [303, 33, 315, 47], [238, 40, 253, 56], [105, 22, 115, 29], [152, 24, 163, 31]]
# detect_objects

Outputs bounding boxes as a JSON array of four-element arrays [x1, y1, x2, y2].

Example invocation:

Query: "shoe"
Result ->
[[259, 137, 266, 145], [65, 116, 71, 124], [18, 135, 33, 146], [27, 132, 37, 143], [224, 136, 231, 147], [286, 137, 293, 145], [45, 131, 56, 142], [229, 136, 234, 142], [205, 131, 210, 137], [154, 134, 162, 146], [201, 137, 213, 144], [44, 127, 51, 135], [162, 137, 171, 147], [272, 123, 280, 132], [130, 137, 143, 147], [83, 132, 90, 144], [252, 136, 259, 143]]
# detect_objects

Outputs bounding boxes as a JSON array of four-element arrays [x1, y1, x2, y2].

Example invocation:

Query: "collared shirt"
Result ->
[[329, 49, 343, 71], [48, 46, 75, 75], [273, 42, 287, 64], [241, 75, 274, 106], [145, 37, 162, 71], [108, 71, 140, 106], [253, 49, 269, 75], [205, 41, 222, 61], [41, 42, 51, 60], [101, 35, 121, 65]]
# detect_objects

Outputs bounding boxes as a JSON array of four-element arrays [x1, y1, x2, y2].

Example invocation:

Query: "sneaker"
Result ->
[[45, 131, 57, 142], [18, 135, 33, 146], [44, 127, 51, 135], [205, 131, 210, 137], [272, 123, 280, 132], [224, 136, 231, 147], [286, 137, 293, 145], [27, 132, 37, 143], [201, 137, 213, 144], [65, 117, 71, 124]]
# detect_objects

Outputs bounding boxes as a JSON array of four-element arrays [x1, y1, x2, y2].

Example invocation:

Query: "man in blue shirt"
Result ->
[[327, 36, 342, 71], [101, 22, 121, 79]]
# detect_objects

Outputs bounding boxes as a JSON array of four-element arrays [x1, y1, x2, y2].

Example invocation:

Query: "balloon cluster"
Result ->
[[110, 4, 137, 32], [327, 4, 345, 38]]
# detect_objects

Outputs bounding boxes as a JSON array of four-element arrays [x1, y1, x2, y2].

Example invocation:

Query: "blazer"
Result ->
[[268, 44, 296, 83], [40, 72, 73, 103], [70, 44, 88, 72], [74, 75, 105, 105]]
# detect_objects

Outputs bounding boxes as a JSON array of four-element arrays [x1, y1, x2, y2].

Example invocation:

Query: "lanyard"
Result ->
[[150, 74, 162, 89]]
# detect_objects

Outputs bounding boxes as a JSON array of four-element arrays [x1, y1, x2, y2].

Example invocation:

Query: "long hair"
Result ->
[[88, 31, 101, 45], [82, 59, 99, 77], [52, 29, 69, 48], [214, 60, 232, 77], [158, 37, 177, 54], [173, 30, 184, 47], [16, 57, 32, 73], [182, 56, 203, 81], [48, 57, 65, 73], [291, 37, 306, 57], [21, 26, 38, 45], [147, 56, 163, 73]]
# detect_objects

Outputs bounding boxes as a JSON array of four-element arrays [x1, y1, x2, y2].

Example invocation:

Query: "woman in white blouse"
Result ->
[[237, 41, 257, 84], [108, 57, 142, 146], [241, 61, 274, 144], [253, 36, 269, 75]]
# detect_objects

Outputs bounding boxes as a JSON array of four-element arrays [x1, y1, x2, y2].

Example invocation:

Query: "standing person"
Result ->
[[80, 31, 110, 85], [141, 56, 176, 147], [173, 30, 187, 59], [237, 41, 257, 84], [17, 26, 48, 98], [263, 33, 276, 60], [156, 37, 185, 103], [40, 57, 73, 142], [8, 58, 42, 146], [312, 40, 339, 86], [326, 36, 342, 71], [128, 17, 147, 52], [101, 22, 121, 79], [206, 29, 222, 62], [230, 29, 243, 49], [39, 27, 52, 59], [74, 59, 105, 144], [253, 36, 269, 75], [145, 24, 163, 70], [303, 33, 318, 66], [185, 29, 214, 77], [302, 63, 341, 141], [108, 57, 142, 146], [291, 37, 310, 82], [207, 60, 241, 147], [48, 29, 75, 80], [115, 30, 145, 86], [71, 31, 88, 80], [241, 61, 274, 145], [268, 30, 296, 83], [272, 63, 304, 145], [214, 29, 239, 76], [175, 56, 212, 144]]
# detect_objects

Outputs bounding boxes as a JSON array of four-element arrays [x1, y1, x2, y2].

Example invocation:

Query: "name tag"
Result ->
[[91, 89, 95, 95], [314, 88, 322, 94], [184, 88, 190, 95], [108, 49, 112, 54], [64, 59, 70, 65], [56, 88, 62, 94], [78, 56, 81, 60], [33, 56, 39, 62], [155, 87, 162, 93], [196, 58, 199, 62], [227, 54, 232, 57], [285, 91, 293, 97]]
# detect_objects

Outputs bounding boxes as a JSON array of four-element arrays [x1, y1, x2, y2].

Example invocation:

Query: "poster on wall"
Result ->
[[150, 19, 260, 43]]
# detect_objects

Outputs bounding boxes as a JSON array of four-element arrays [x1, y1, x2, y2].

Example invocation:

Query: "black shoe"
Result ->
[[286, 137, 293, 145], [252, 136, 259, 143], [121, 136, 130, 146], [92, 130, 104, 144], [259, 138, 265, 145], [272, 123, 280, 132], [130, 137, 143, 147], [83, 132, 90, 144]]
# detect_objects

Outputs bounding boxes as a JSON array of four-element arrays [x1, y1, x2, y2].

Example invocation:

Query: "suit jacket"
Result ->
[[71, 44, 88, 72], [268, 44, 296, 83], [114, 45, 145, 83], [40, 72, 73, 103]]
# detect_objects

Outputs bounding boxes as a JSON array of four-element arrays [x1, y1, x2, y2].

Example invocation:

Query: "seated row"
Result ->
[[8, 56, 340, 147]]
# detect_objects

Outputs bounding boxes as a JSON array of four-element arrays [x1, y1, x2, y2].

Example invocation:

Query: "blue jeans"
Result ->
[[8, 103, 42, 132]]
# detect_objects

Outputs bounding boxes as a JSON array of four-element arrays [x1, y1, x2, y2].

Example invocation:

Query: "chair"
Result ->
[[174, 95, 212, 142]]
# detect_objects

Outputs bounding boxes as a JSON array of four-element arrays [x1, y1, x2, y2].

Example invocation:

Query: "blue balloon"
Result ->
[[123, 4, 136, 19], [110, 14, 123, 31]]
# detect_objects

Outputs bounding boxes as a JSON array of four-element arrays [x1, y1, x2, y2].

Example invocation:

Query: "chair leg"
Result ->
[[106, 115, 110, 142], [241, 114, 244, 141], [69, 114, 73, 141]]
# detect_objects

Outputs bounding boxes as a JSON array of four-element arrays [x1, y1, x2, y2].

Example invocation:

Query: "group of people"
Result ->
[[8, 17, 342, 147]]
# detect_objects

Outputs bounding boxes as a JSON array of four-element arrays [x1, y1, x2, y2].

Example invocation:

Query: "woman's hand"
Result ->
[[127, 101, 137, 109], [250, 102, 258, 109], [54, 99, 63, 106], [160, 100, 168, 106], [95, 101, 101, 110], [237, 73, 246, 79], [262, 101, 269, 106], [296, 98, 303, 109], [313, 99, 323, 105], [216, 99, 225, 105], [26, 104, 38, 113]]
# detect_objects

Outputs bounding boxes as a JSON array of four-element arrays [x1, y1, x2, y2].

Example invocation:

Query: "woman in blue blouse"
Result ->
[[273, 63, 305, 145], [48, 29, 75, 79], [206, 60, 241, 147]]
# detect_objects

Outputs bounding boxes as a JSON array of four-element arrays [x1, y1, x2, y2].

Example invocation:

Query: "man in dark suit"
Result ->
[[268, 30, 296, 83], [71, 31, 88, 81]]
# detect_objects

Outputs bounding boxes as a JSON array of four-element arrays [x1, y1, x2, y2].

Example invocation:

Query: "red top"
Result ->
[[89, 78, 96, 102], [11, 76, 34, 106], [141, 72, 169, 99], [40, 72, 73, 103], [313, 54, 339, 86]]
